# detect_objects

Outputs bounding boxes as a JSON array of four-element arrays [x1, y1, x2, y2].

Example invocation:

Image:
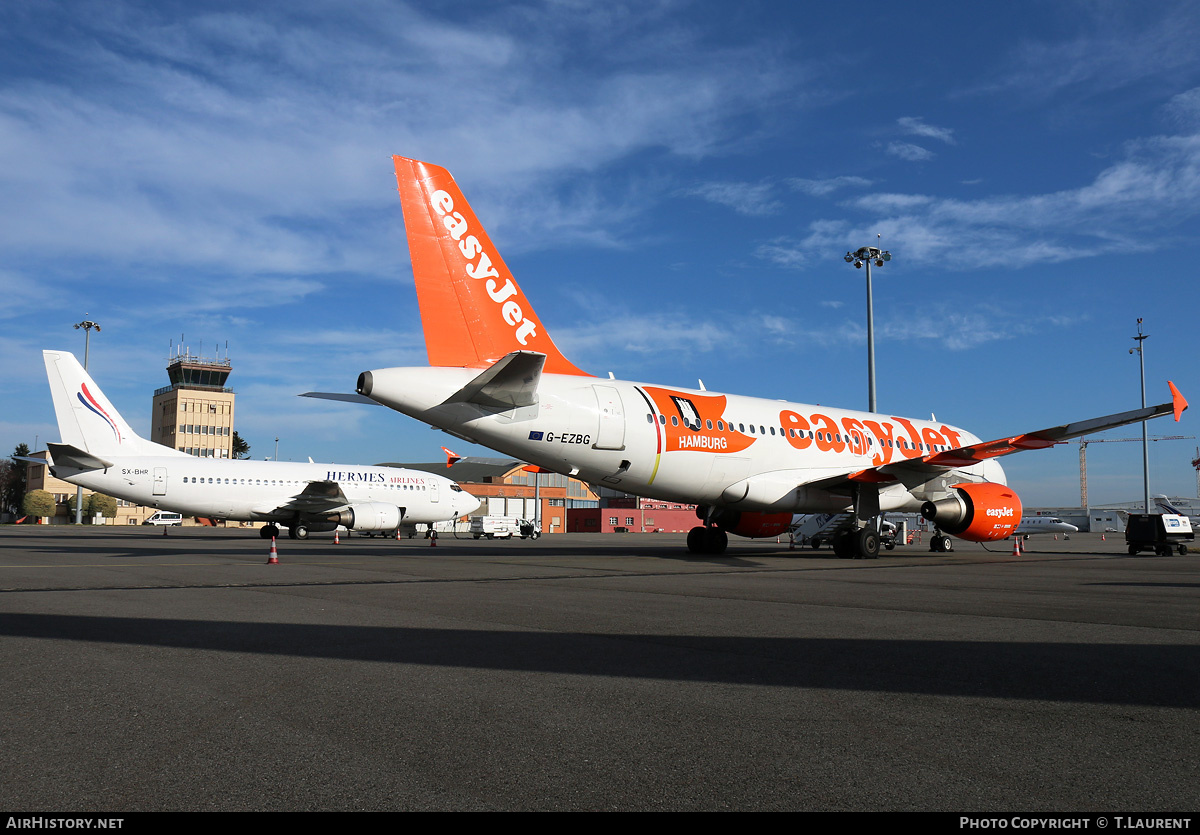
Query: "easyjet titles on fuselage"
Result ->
[[639, 384, 967, 466]]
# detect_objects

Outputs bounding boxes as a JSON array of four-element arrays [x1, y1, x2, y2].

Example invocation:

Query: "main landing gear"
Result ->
[[829, 484, 885, 559], [831, 526, 881, 559], [687, 525, 728, 555], [259, 524, 281, 539]]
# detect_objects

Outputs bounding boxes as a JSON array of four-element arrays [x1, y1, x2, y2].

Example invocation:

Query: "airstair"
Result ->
[[789, 512, 854, 548]]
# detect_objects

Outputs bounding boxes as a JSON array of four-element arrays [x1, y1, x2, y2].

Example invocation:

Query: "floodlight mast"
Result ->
[[844, 246, 891, 413], [72, 317, 101, 525], [1130, 319, 1150, 513]]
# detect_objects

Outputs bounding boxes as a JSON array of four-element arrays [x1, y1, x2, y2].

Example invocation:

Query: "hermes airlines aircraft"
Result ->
[[313, 156, 1188, 557], [39, 350, 480, 539]]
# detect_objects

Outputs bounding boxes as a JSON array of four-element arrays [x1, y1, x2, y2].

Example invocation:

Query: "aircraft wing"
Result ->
[[807, 382, 1188, 493], [921, 381, 1186, 469], [255, 480, 353, 515]]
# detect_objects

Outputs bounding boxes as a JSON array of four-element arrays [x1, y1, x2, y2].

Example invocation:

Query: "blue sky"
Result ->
[[3, 0, 1199, 506]]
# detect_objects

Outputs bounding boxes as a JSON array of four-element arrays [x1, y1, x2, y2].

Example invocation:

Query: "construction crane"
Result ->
[[1078, 435, 1193, 507], [1193, 446, 1200, 497]]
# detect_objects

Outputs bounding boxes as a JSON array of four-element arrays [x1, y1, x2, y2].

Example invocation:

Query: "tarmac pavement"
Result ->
[[1, 526, 1196, 811]]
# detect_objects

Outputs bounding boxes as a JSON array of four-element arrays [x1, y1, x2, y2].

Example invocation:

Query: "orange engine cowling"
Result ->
[[921, 482, 1022, 542], [706, 508, 794, 539]]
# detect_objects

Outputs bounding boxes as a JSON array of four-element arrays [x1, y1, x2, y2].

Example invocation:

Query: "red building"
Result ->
[[567, 497, 698, 533]]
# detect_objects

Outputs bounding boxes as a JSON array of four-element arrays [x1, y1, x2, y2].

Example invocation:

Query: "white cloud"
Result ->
[[967, 5, 1200, 101], [885, 141, 935, 162], [787, 176, 873, 196], [1164, 87, 1200, 129], [754, 239, 807, 269], [897, 116, 956, 145], [0, 1, 799, 281], [769, 131, 1200, 270], [680, 181, 781, 216]]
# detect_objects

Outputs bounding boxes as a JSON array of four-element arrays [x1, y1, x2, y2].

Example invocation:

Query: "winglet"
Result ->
[[1169, 381, 1188, 421], [442, 447, 461, 468]]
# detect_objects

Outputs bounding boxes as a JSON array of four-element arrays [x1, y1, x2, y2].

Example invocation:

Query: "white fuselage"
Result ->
[[364, 367, 1006, 514], [1015, 516, 1079, 535], [55, 457, 478, 525]]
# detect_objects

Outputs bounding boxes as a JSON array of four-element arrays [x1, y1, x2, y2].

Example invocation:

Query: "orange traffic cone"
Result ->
[[267, 536, 279, 565], [395, 528, 401, 541], [1012, 537, 1020, 556], [430, 530, 438, 547], [1101, 533, 1106, 541], [334, 529, 340, 545]]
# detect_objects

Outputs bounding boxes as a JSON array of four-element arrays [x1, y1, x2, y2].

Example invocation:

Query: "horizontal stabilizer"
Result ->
[[45, 443, 114, 472], [299, 392, 384, 406], [443, 351, 545, 409]]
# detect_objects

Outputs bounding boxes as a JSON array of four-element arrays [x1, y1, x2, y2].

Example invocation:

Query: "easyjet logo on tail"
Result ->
[[429, 189, 540, 347]]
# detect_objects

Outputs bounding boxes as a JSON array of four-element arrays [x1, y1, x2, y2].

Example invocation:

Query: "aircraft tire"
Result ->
[[687, 526, 705, 554], [705, 528, 728, 555], [857, 529, 880, 559], [293, 525, 308, 540]]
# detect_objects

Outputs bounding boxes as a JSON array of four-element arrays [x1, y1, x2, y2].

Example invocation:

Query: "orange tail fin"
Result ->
[[392, 156, 590, 376]]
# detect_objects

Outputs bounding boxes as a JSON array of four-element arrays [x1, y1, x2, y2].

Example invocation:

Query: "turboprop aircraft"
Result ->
[[37, 350, 480, 538], [308, 155, 1188, 557]]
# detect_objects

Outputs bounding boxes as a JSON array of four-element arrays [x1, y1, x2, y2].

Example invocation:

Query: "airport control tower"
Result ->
[[150, 347, 236, 458]]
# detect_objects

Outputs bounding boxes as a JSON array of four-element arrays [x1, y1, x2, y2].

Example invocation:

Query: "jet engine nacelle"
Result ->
[[920, 482, 1022, 542], [702, 506, 794, 539], [332, 503, 405, 531]]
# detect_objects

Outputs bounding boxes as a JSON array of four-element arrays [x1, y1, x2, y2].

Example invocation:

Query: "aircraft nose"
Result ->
[[463, 492, 482, 514]]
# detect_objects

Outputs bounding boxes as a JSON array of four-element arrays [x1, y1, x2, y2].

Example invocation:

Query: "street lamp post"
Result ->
[[844, 246, 891, 413], [72, 317, 101, 524], [1130, 319, 1150, 513]]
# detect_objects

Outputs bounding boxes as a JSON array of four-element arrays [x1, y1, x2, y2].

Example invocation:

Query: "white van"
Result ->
[[143, 511, 183, 526], [470, 516, 521, 539], [470, 517, 540, 539]]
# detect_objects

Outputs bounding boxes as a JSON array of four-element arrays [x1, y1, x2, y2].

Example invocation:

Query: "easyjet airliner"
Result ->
[[309, 156, 1187, 557], [37, 350, 480, 538]]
